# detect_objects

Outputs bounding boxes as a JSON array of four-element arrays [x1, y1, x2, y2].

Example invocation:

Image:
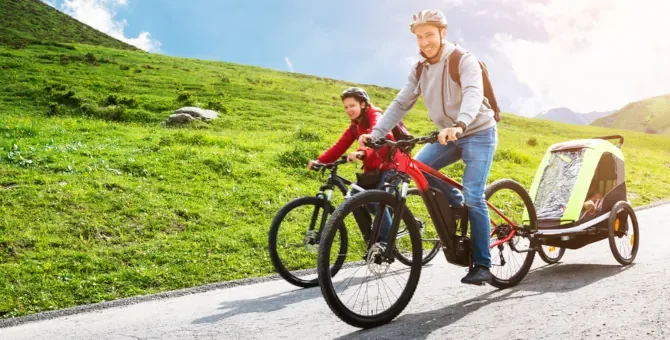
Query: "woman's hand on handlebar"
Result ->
[[347, 151, 365, 163], [307, 160, 319, 170]]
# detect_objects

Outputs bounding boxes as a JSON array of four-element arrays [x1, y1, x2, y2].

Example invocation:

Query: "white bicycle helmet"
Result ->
[[410, 9, 448, 33]]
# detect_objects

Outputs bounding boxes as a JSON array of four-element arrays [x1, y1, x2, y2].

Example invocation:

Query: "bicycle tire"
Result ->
[[537, 245, 566, 264], [268, 196, 348, 288], [485, 179, 537, 289], [317, 190, 422, 329], [608, 201, 639, 265]]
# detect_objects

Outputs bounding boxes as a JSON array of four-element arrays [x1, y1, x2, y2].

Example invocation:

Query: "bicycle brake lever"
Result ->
[[373, 138, 388, 148], [363, 138, 377, 148]]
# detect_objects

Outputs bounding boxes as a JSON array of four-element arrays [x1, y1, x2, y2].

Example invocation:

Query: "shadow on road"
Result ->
[[514, 262, 635, 293], [190, 267, 401, 325], [334, 262, 635, 340], [191, 286, 321, 325]]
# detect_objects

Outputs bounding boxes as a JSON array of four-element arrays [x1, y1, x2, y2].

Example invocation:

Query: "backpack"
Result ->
[[350, 108, 413, 141], [415, 46, 501, 122]]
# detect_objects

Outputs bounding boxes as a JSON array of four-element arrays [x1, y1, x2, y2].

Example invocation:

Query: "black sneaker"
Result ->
[[461, 264, 492, 286]]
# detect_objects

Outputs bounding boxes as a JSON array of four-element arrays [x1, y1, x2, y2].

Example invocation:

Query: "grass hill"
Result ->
[[1, 7, 670, 320], [592, 94, 670, 135], [0, 0, 138, 50]]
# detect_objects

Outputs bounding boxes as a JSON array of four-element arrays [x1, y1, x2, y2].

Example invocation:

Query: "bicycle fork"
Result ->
[[368, 176, 411, 261], [307, 186, 333, 247]]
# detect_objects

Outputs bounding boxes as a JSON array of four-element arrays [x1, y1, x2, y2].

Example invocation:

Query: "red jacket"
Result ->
[[317, 105, 401, 172]]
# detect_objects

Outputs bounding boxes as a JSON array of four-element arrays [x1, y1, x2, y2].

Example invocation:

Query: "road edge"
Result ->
[[0, 272, 288, 329], [2, 200, 668, 329]]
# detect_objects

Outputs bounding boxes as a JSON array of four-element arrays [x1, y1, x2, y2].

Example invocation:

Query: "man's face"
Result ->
[[414, 24, 445, 58]]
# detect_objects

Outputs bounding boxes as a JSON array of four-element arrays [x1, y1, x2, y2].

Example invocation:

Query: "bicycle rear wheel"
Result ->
[[317, 190, 422, 329], [485, 179, 537, 289]]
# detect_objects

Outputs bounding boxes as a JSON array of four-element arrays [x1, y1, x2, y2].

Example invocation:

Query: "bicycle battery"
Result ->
[[428, 188, 470, 267]]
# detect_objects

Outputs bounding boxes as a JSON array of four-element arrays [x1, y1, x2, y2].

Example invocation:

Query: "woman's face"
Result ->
[[343, 97, 363, 120]]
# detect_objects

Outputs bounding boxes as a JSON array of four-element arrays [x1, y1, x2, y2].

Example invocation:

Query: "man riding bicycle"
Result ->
[[358, 9, 498, 285]]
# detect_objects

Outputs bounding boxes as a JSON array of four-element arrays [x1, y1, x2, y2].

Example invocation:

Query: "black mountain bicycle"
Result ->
[[268, 155, 441, 288]]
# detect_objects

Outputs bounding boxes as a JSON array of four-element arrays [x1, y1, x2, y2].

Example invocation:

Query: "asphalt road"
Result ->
[[1, 203, 668, 340]]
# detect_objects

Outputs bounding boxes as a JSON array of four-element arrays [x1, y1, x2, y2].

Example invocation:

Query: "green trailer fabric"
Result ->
[[522, 138, 625, 226]]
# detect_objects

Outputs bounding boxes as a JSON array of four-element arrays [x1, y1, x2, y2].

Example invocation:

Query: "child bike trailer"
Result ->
[[523, 135, 639, 265]]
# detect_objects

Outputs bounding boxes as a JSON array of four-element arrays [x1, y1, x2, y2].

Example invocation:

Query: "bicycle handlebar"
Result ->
[[310, 130, 460, 171], [310, 153, 363, 171], [594, 134, 624, 147], [363, 131, 461, 151]]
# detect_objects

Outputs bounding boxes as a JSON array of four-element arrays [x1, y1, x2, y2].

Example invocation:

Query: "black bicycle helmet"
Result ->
[[340, 87, 370, 103]]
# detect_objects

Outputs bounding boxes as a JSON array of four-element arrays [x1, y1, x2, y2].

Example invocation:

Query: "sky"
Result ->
[[41, 0, 670, 117]]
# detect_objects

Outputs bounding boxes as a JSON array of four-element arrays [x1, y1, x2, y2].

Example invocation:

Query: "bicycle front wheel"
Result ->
[[268, 196, 348, 288], [317, 190, 422, 329]]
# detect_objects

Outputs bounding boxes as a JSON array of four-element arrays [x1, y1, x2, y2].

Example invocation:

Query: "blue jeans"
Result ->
[[414, 126, 498, 268], [350, 170, 395, 245]]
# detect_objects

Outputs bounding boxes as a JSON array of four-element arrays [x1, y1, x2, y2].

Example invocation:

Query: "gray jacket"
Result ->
[[371, 42, 496, 139]]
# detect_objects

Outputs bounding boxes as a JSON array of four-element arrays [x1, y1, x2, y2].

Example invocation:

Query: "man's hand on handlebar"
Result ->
[[438, 126, 463, 145], [358, 134, 373, 149]]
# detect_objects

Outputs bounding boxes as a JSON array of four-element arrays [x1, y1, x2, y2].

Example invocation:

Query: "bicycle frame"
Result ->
[[310, 156, 375, 242], [369, 143, 522, 264]]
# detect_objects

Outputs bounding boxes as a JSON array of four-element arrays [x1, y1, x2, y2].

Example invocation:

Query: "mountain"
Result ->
[[591, 94, 670, 135], [583, 110, 615, 123], [534, 107, 614, 125], [0, 0, 138, 50], [2, 0, 670, 320]]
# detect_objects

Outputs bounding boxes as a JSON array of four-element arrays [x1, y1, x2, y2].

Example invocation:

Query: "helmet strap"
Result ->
[[426, 40, 444, 64], [418, 27, 446, 64]]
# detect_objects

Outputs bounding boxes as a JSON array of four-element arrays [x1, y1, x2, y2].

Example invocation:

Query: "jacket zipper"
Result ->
[[441, 57, 455, 125]]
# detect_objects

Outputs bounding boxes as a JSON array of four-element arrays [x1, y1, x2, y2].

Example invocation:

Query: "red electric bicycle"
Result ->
[[316, 131, 538, 329]]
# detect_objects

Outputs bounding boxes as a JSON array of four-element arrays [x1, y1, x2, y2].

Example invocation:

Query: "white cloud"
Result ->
[[405, 55, 420, 67], [60, 0, 161, 52], [284, 57, 294, 72], [42, 0, 57, 7], [443, 0, 464, 8], [493, 0, 670, 115]]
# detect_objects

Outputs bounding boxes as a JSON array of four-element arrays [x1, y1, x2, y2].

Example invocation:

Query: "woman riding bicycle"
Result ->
[[308, 87, 402, 246]]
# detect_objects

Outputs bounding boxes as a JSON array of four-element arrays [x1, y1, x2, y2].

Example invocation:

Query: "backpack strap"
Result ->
[[448, 47, 466, 87], [415, 60, 427, 83], [448, 47, 502, 122]]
